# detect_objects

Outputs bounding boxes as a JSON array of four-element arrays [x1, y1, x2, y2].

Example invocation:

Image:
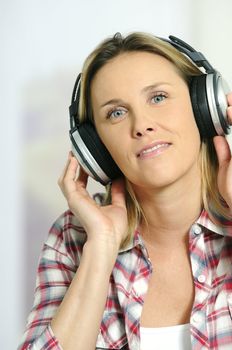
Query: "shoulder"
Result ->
[[44, 209, 87, 266], [44, 192, 105, 266]]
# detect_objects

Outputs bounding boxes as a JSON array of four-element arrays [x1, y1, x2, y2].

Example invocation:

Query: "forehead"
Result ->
[[91, 51, 181, 93]]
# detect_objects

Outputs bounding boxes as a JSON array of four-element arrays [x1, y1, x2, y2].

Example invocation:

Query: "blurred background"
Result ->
[[1, 0, 232, 348]]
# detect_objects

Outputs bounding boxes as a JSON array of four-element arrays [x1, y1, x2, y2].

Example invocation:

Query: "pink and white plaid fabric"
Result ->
[[18, 202, 232, 349]]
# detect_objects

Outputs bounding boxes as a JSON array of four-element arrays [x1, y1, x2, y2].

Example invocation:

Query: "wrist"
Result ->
[[83, 240, 119, 273], [87, 229, 122, 251]]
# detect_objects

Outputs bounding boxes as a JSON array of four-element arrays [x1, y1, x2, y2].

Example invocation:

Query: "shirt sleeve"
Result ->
[[17, 211, 85, 349], [19, 324, 63, 350]]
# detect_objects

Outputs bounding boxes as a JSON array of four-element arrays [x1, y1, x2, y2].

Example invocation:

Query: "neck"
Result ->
[[132, 168, 202, 247]]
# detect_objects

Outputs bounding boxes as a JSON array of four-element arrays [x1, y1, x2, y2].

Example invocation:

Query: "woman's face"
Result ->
[[90, 51, 201, 189]]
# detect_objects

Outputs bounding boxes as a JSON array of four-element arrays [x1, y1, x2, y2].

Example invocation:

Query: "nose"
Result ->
[[135, 127, 154, 138], [132, 116, 156, 138]]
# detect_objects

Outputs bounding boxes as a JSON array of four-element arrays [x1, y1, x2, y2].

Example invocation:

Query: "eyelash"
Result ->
[[106, 92, 168, 120], [150, 92, 167, 104], [106, 108, 126, 120]]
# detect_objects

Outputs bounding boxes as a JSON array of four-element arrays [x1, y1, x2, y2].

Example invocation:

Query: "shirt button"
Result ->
[[192, 224, 202, 235], [191, 314, 201, 324], [198, 274, 206, 283]]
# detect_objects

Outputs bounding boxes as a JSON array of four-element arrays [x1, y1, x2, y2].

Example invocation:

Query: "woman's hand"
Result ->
[[58, 153, 128, 250], [213, 93, 232, 210]]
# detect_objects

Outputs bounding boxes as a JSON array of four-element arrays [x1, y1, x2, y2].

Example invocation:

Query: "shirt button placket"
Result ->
[[191, 313, 201, 325]]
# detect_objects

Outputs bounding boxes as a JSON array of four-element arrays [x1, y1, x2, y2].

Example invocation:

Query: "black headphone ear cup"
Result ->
[[77, 123, 122, 181], [190, 75, 217, 139]]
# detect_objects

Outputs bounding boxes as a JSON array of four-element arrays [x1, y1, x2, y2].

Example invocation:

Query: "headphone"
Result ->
[[69, 35, 230, 185]]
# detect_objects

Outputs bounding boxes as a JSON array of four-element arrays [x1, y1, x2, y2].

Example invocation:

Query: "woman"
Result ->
[[19, 32, 232, 349]]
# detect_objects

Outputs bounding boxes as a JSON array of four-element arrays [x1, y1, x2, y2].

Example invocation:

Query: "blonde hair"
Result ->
[[78, 32, 229, 248]]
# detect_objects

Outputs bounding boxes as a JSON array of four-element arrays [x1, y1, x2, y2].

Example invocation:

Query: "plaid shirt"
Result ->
[[18, 201, 232, 349]]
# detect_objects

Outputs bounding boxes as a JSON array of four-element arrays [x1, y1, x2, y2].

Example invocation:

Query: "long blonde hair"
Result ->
[[78, 32, 228, 248]]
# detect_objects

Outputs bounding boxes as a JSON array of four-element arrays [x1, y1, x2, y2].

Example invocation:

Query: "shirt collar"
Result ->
[[196, 208, 232, 238], [118, 229, 143, 253], [119, 208, 232, 253]]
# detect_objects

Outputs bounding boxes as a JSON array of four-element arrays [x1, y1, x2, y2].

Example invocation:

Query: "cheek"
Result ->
[[96, 127, 127, 164], [176, 101, 200, 139], [170, 101, 201, 159], [181, 123, 201, 159], [179, 118, 201, 162], [186, 115, 201, 145], [104, 138, 119, 157]]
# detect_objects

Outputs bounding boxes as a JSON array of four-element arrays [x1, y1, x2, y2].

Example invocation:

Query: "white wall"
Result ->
[[1, 0, 232, 348], [191, 0, 232, 84]]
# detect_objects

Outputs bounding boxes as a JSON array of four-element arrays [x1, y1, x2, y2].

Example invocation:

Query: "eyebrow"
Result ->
[[100, 82, 170, 108], [100, 98, 125, 108], [141, 82, 171, 93]]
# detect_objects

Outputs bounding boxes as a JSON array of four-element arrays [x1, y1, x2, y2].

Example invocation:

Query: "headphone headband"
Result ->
[[163, 35, 215, 73], [69, 35, 216, 128], [68, 34, 230, 184]]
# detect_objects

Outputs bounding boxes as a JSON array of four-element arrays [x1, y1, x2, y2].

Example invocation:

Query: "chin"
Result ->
[[132, 162, 197, 190], [129, 172, 179, 190]]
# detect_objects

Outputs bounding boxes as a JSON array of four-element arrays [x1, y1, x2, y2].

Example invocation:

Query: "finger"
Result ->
[[61, 156, 79, 187], [111, 177, 126, 208], [227, 106, 232, 125], [226, 92, 232, 124], [213, 136, 231, 167], [58, 153, 73, 186], [227, 92, 232, 106], [59, 151, 76, 178]]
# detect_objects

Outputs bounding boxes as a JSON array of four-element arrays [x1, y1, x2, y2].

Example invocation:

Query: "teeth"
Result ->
[[141, 143, 169, 155]]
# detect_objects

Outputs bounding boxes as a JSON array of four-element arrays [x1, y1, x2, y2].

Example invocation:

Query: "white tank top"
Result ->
[[140, 323, 192, 350]]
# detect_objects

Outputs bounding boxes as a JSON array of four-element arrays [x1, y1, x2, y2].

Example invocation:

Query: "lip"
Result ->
[[137, 141, 171, 158]]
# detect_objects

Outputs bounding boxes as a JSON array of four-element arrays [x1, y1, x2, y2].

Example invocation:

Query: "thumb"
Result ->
[[213, 136, 231, 167]]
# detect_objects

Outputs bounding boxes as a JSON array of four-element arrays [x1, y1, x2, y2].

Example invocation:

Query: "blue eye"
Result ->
[[151, 94, 166, 104], [108, 108, 126, 120]]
